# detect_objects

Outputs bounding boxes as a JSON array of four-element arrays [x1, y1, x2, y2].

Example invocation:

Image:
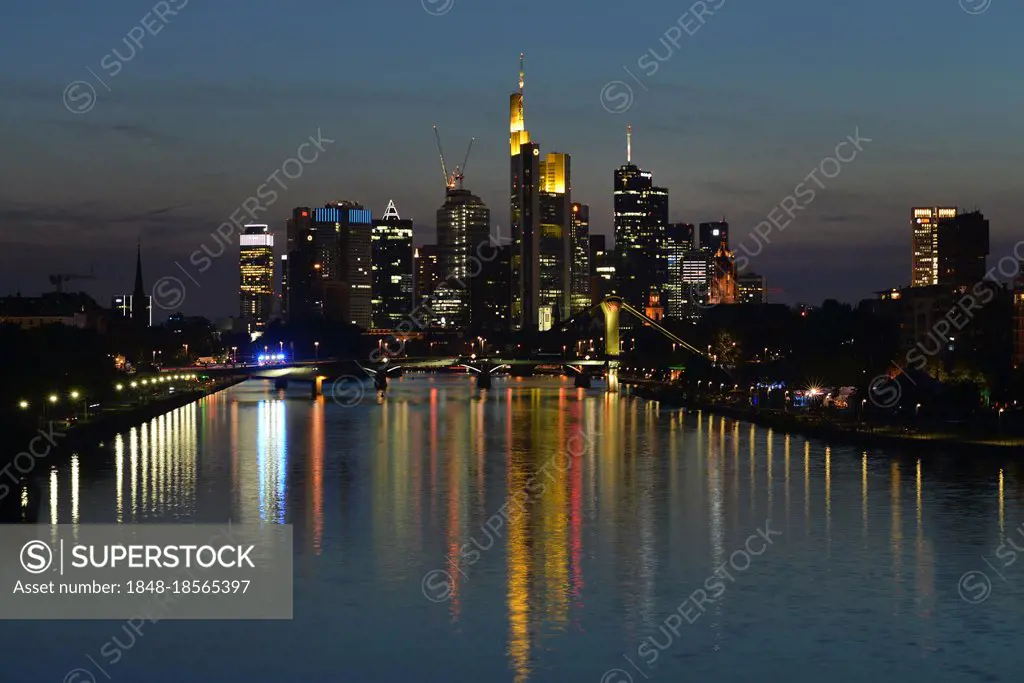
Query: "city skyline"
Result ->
[[2, 0, 1021, 319]]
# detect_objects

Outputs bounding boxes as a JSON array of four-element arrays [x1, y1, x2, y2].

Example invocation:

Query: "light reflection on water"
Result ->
[[10, 376, 1024, 682]]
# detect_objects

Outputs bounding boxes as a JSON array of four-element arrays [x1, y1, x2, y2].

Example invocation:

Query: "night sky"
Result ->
[[2, 0, 1020, 320]]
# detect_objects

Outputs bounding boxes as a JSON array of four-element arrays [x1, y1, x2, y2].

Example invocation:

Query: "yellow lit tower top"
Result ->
[[510, 53, 530, 156]]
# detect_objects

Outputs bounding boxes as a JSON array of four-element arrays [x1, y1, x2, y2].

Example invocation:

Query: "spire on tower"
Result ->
[[383, 199, 401, 220], [133, 242, 145, 297], [627, 124, 632, 164], [519, 52, 525, 94]]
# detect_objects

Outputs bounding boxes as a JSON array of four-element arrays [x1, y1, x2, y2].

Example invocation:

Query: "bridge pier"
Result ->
[[311, 376, 324, 399], [477, 363, 492, 390], [600, 297, 622, 393], [374, 367, 388, 394], [274, 378, 289, 391], [574, 372, 591, 389], [606, 362, 619, 393]]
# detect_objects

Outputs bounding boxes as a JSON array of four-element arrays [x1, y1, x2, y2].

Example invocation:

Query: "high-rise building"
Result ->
[[737, 272, 767, 304], [371, 200, 413, 330], [665, 223, 695, 319], [510, 55, 541, 331], [680, 256, 711, 319], [699, 221, 729, 252], [911, 207, 957, 286], [414, 245, 440, 306], [239, 224, 274, 334], [285, 202, 373, 326], [591, 237, 617, 307], [471, 244, 511, 332], [279, 253, 289, 320], [538, 152, 571, 329], [570, 203, 591, 315], [437, 187, 491, 328], [614, 126, 668, 312], [938, 210, 989, 287]]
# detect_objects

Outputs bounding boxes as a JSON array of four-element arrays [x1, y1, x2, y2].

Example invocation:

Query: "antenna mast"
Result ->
[[627, 124, 632, 163]]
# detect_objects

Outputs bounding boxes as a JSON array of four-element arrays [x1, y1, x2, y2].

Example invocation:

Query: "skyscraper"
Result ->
[[437, 186, 491, 328], [471, 244, 511, 332], [538, 151, 571, 329], [371, 200, 413, 330], [665, 223, 695, 319], [239, 224, 274, 334], [414, 245, 440, 307], [285, 202, 373, 327], [911, 207, 957, 287], [570, 203, 591, 315], [510, 55, 541, 331], [938, 210, 989, 286], [614, 126, 668, 313]]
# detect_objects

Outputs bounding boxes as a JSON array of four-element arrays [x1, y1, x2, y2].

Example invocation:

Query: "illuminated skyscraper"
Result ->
[[538, 152, 571, 328], [665, 223, 695, 319], [510, 54, 540, 331], [911, 207, 957, 287], [239, 224, 275, 333], [371, 200, 413, 330], [570, 203, 591, 315], [437, 187, 491, 328], [614, 126, 667, 313]]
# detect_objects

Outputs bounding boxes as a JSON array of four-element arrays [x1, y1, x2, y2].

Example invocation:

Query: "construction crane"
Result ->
[[432, 125, 475, 191], [49, 272, 95, 293]]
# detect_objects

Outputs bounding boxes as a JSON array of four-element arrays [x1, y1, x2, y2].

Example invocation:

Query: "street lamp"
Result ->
[[18, 400, 28, 410], [48, 394, 58, 404], [314, 341, 320, 359]]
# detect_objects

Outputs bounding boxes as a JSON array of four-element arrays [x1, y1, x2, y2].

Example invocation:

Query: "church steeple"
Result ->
[[133, 242, 145, 297]]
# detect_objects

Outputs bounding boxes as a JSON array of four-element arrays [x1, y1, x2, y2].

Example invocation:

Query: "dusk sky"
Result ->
[[2, 0, 1020, 319]]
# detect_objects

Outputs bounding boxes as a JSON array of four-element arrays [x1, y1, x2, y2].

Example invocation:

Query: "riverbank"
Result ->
[[626, 380, 1024, 456], [2, 376, 246, 463]]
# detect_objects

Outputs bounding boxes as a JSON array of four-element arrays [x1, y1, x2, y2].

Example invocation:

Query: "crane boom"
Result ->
[[460, 138, 475, 179], [432, 125, 450, 191]]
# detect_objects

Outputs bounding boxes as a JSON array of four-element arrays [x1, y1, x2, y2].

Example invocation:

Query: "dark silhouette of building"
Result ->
[[699, 221, 729, 253], [285, 203, 373, 327], [737, 273, 767, 304], [471, 244, 511, 332], [1014, 260, 1024, 370], [937, 210, 989, 287], [112, 244, 152, 328]]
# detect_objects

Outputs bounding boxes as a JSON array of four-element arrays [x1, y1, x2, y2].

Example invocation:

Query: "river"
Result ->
[[4, 375, 1022, 682]]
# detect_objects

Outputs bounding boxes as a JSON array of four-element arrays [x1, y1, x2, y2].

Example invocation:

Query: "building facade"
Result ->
[[911, 207, 957, 287], [285, 203, 373, 327], [239, 224, 275, 334], [938, 210, 989, 287], [538, 152, 571, 329], [371, 200, 413, 330], [665, 222, 695, 319], [614, 128, 667, 313], [570, 203, 591, 315], [437, 187, 491, 329], [737, 272, 767, 304]]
